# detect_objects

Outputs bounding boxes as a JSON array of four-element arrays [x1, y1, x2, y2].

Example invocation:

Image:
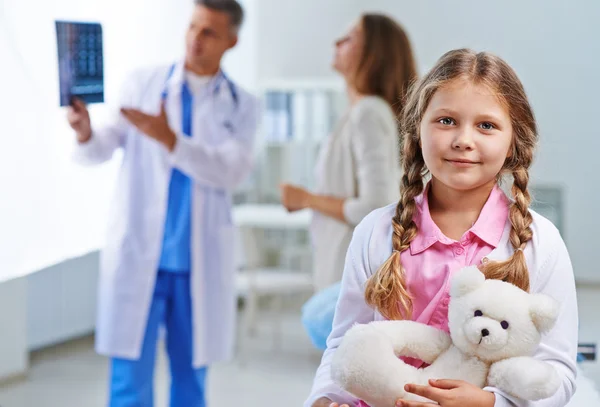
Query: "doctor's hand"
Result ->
[[280, 183, 313, 212], [397, 379, 495, 407], [121, 103, 177, 152], [67, 98, 92, 143]]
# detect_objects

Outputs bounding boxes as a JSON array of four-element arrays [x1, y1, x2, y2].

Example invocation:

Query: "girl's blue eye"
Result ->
[[480, 122, 495, 130], [439, 117, 455, 125]]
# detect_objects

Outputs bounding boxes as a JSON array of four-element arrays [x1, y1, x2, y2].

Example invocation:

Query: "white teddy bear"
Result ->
[[331, 266, 561, 407]]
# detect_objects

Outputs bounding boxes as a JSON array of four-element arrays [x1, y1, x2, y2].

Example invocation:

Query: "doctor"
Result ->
[[66, 1, 258, 406]]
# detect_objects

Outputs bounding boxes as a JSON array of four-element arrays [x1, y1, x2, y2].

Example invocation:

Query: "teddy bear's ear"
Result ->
[[529, 294, 560, 334], [451, 266, 486, 298]]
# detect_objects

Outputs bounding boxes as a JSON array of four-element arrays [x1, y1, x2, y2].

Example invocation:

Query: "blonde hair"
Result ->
[[365, 49, 538, 320], [352, 14, 418, 116]]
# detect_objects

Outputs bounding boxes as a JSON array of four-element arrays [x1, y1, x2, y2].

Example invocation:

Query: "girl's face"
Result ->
[[419, 79, 514, 192], [333, 22, 364, 79]]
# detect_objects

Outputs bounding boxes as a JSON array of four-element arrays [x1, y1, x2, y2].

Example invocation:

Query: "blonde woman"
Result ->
[[281, 14, 417, 291]]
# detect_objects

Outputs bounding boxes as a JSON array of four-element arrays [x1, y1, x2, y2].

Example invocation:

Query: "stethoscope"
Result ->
[[160, 63, 239, 134]]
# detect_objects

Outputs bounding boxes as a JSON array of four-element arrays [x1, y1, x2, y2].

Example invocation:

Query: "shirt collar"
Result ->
[[166, 60, 227, 97], [410, 182, 509, 255]]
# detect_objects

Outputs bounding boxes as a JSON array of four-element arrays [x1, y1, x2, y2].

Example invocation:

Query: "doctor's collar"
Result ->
[[165, 61, 238, 105]]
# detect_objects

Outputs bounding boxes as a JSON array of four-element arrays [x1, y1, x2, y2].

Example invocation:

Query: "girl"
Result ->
[[305, 49, 578, 407], [280, 14, 417, 291]]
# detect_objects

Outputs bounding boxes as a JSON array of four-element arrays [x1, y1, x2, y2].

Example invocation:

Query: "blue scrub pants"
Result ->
[[109, 271, 207, 407]]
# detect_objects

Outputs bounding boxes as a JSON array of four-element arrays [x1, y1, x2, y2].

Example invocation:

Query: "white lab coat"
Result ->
[[73, 61, 259, 367]]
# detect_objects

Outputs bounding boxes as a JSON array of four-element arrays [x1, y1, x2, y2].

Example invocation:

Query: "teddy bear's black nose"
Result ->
[[481, 329, 490, 337]]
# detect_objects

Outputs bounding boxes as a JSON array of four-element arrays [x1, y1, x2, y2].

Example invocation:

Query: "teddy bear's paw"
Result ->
[[512, 366, 560, 401], [489, 357, 560, 401]]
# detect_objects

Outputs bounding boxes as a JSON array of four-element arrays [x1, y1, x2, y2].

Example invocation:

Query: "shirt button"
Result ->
[[442, 298, 450, 306], [455, 246, 465, 255]]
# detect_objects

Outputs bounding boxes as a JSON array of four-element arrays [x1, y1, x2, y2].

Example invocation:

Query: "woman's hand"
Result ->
[[396, 379, 496, 407], [280, 183, 313, 212]]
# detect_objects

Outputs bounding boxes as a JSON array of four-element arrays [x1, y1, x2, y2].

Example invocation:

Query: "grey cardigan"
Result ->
[[310, 96, 401, 290]]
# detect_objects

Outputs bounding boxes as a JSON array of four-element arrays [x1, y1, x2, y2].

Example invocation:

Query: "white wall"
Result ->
[[27, 252, 99, 350], [255, 0, 363, 81], [0, 278, 27, 380], [222, 0, 259, 91], [0, 251, 98, 381], [255, 0, 600, 283]]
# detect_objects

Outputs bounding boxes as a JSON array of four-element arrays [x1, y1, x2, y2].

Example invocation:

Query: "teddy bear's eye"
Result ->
[[474, 310, 483, 317], [501, 320, 509, 329]]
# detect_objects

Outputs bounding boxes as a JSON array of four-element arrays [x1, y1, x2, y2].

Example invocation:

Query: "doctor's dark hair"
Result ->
[[353, 14, 417, 116], [364, 49, 538, 320], [195, 0, 244, 32]]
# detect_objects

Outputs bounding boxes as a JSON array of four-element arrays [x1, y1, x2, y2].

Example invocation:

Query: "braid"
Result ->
[[508, 167, 534, 251], [364, 137, 425, 320], [481, 166, 532, 291]]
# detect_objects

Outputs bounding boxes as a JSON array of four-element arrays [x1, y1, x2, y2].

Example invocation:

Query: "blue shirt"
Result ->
[[158, 81, 193, 273]]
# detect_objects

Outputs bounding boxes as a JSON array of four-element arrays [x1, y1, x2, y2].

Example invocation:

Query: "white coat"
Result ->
[[73, 61, 259, 367]]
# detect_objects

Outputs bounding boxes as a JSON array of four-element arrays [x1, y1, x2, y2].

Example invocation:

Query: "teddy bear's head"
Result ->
[[448, 266, 559, 363]]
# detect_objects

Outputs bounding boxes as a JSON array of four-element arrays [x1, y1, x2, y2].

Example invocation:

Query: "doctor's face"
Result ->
[[185, 5, 238, 70]]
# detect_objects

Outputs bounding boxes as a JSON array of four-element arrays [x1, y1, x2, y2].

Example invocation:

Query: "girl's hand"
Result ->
[[311, 397, 349, 407], [396, 379, 496, 407]]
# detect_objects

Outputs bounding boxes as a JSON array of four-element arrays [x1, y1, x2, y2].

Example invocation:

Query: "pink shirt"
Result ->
[[404, 184, 509, 334], [357, 185, 509, 406]]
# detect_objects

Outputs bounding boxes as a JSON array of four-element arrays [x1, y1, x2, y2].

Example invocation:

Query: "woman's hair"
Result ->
[[352, 14, 418, 116], [364, 49, 538, 320]]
